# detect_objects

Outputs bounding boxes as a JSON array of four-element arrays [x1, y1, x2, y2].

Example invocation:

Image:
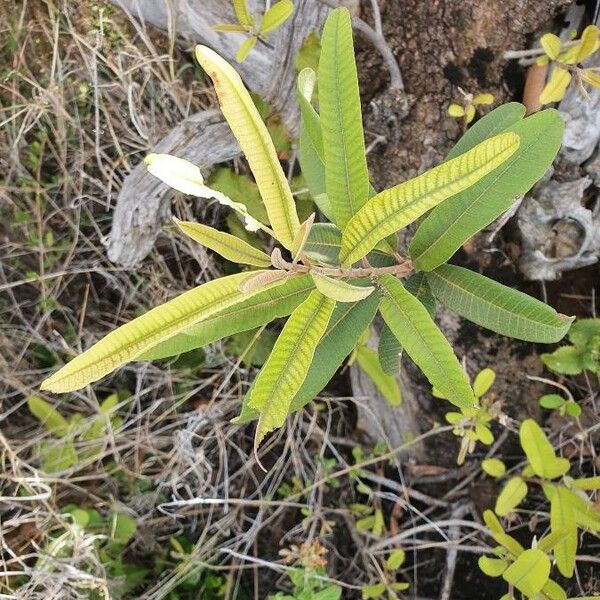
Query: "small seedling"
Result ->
[[213, 0, 294, 62], [538, 393, 581, 418], [361, 548, 409, 599], [447, 88, 495, 125], [436, 367, 502, 464], [537, 25, 600, 103], [482, 419, 600, 579]]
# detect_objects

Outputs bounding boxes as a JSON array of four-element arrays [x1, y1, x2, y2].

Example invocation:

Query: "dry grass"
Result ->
[[1, 2, 599, 599]]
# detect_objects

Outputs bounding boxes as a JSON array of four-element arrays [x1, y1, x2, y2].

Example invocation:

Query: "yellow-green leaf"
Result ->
[[473, 367, 496, 398], [549, 487, 577, 577], [576, 25, 599, 63], [236, 36, 257, 63], [539, 67, 572, 104], [478, 556, 508, 577], [339, 132, 520, 265], [319, 8, 370, 227], [582, 69, 600, 88], [248, 290, 335, 445], [291, 213, 315, 259], [311, 272, 374, 302], [233, 0, 254, 27], [448, 103, 465, 117], [378, 275, 475, 409], [260, 0, 293, 34], [212, 23, 248, 33], [482, 458, 506, 478], [195, 45, 300, 248], [502, 549, 550, 597], [540, 33, 562, 60], [355, 345, 402, 406], [174, 219, 271, 267], [495, 476, 528, 516], [27, 396, 70, 436], [473, 93, 494, 105], [41, 272, 269, 393], [519, 419, 569, 479], [239, 269, 291, 293]]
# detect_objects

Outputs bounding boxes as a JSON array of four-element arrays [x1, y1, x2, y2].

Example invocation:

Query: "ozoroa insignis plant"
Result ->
[[42, 8, 574, 458]]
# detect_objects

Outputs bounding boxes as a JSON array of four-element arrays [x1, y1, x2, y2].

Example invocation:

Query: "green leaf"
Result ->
[[473, 367, 496, 398], [27, 395, 70, 435], [208, 167, 269, 224], [539, 394, 566, 409], [378, 275, 475, 409], [386, 549, 405, 570], [112, 513, 137, 545], [482, 458, 506, 478], [38, 441, 78, 472], [138, 274, 313, 360], [426, 264, 574, 343], [403, 272, 436, 317], [41, 271, 271, 392], [212, 23, 249, 33], [304, 223, 394, 267], [569, 318, 600, 346], [410, 109, 564, 271], [311, 273, 374, 302], [356, 345, 402, 406], [478, 556, 508, 577], [248, 291, 336, 444], [377, 323, 402, 375], [549, 486, 577, 577], [260, 0, 293, 34], [572, 476, 600, 490], [540, 67, 571, 104], [540, 579, 567, 600], [297, 68, 324, 162], [233, 0, 254, 27], [174, 219, 271, 267], [483, 510, 525, 558], [234, 292, 380, 423], [341, 132, 520, 266], [361, 583, 386, 599], [520, 419, 570, 479], [195, 46, 300, 248], [541, 346, 584, 375], [502, 548, 550, 597], [495, 476, 528, 516], [227, 328, 277, 367], [319, 7, 370, 227], [236, 36, 257, 63]]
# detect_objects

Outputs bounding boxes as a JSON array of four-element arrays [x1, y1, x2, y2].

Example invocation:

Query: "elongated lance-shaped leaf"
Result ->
[[378, 275, 475, 409], [234, 290, 380, 424], [233, 0, 254, 27], [410, 109, 564, 270], [236, 36, 257, 63], [297, 68, 324, 161], [311, 273, 374, 302], [340, 132, 520, 266], [41, 271, 270, 393], [174, 219, 271, 267], [426, 265, 574, 343], [378, 323, 402, 375], [138, 275, 314, 360], [319, 7, 370, 227], [195, 46, 300, 248], [249, 290, 335, 444], [304, 223, 395, 267]]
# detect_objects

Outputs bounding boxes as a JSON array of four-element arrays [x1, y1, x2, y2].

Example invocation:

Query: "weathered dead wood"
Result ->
[[350, 327, 426, 460], [107, 0, 328, 267]]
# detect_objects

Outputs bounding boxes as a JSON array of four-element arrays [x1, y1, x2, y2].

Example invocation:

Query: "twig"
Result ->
[[316, 0, 404, 90]]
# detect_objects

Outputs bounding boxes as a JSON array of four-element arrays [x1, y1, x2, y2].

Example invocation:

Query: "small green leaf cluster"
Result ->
[[478, 510, 566, 600], [213, 0, 294, 62], [27, 393, 123, 472], [438, 367, 501, 464], [42, 8, 572, 459], [361, 549, 409, 599], [538, 393, 581, 419], [537, 25, 600, 104], [480, 419, 600, 593], [541, 318, 600, 378], [448, 88, 495, 125]]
